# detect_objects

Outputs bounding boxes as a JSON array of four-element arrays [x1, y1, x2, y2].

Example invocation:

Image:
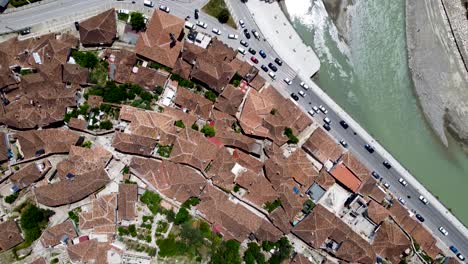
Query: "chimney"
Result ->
[[169, 33, 176, 44]]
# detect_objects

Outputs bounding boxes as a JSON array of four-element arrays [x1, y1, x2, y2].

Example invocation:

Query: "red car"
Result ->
[[250, 56, 258, 64]]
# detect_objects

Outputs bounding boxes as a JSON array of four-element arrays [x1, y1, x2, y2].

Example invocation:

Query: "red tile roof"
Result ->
[[0, 220, 23, 252], [372, 220, 411, 263], [174, 87, 214, 119], [302, 128, 344, 164], [67, 239, 109, 264], [79, 9, 117, 46], [330, 163, 362, 193], [10, 159, 52, 189], [118, 184, 138, 221], [41, 220, 77, 247], [79, 194, 117, 233]]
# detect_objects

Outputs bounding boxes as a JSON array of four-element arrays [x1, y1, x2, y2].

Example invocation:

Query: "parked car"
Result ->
[[419, 195, 429, 204], [19, 27, 31, 35], [290, 93, 299, 101], [300, 81, 309, 90], [243, 28, 251, 39], [339, 140, 348, 148], [438, 226, 448, 236], [450, 246, 459, 254], [240, 39, 248, 47], [248, 48, 256, 55], [312, 106, 319, 113], [260, 65, 268, 72], [323, 117, 332, 125], [398, 197, 406, 205], [268, 63, 278, 72], [228, 34, 238, 39], [194, 9, 199, 19], [371, 171, 380, 180], [365, 144, 375, 153], [339, 120, 349, 129], [308, 110, 315, 117], [457, 254, 465, 261], [398, 178, 408, 186], [268, 71, 276, 79], [239, 19, 245, 28], [252, 29, 260, 39], [383, 182, 390, 189], [319, 105, 327, 114], [250, 56, 258, 64], [298, 90, 305, 97], [213, 28, 222, 35], [196, 20, 207, 28], [237, 47, 246, 55], [383, 161, 392, 169], [323, 123, 331, 131], [144, 0, 154, 7], [284, 78, 292, 85], [259, 50, 266, 58], [159, 5, 170, 13], [74, 22, 80, 30], [274, 57, 283, 66], [415, 214, 425, 222]]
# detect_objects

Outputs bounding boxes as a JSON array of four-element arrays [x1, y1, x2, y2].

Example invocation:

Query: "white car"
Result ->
[[268, 72, 276, 79], [300, 81, 309, 90], [323, 117, 331, 125], [419, 195, 429, 204], [239, 19, 245, 28], [298, 90, 305, 97], [308, 110, 315, 117], [339, 140, 348, 148], [284, 78, 292, 85], [383, 182, 390, 189], [212, 28, 221, 35], [319, 105, 328, 114], [398, 178, 408, 186], [438, 226, 448, 236], [398, 197, 406, 205], [228, 34, 238, 39], [312, 106, 319, 113], [196, 21, 207, 29], [159, 5, 170, 13]]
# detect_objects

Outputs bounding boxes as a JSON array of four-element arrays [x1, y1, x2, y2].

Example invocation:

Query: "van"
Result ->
[[184, 21, 195, 30], [268, 72, 276, 79], [143, 0, 154, 7], [237, 47, 246, 55]]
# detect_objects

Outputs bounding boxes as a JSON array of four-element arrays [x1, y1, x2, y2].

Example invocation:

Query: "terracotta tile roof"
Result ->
[[197, 184, 282, 242], [292, 205, 375, 264], [230, 58, 258, 82], [135, 10, 185, 68], [79, 9, 117, 46], [372, 220, 411, 263], [41, 220, 77, 247], [180, 42, 206, 65], [315, 169, 336, 190], [10, 159, 51, 189], [290, 253, 313, 264], [170, 128, 220, 171], [205, 147, 236, 190], [130, 67, 169, 89], [340, 152, 371, 182], [0, 132, 9, 163], [131, 157, 206, 203], [112, 131, 157, 156], [359, 178, 386, 204], [236, 169, 278, 208], [103, 49, 137, 83], [366, 200, 390, 224], [0, 220, 23, 252], [330, 163, 362, 193], [14, 128, 80, 159], [118, 183, 138, 221], [215, 130, 262, 155], [248, 74, 266, 91], [172, 58, 192, 79], [34, 145, 111, 207], [302, 128, 344, 164], [214, 84, 246, 116], [174, 87, 213, 119], [62, 64, 89, 85], [79, 194, 117, 233], [30, 257, 46, 264], [67, 239, 110, 264], [87, 95, 103, 108], [68, 117, 87, 131]]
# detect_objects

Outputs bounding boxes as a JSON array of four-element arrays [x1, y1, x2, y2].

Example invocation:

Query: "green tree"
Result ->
[[244, 242, 265, 264], [128, 224, 137, 237], [20, 204, 54, 244], [4, 193, 19, 204], [174, 207, 191, 225], [140, 190, 162, 214], [205, 90, 217, 102], [191, 123, 199, 131], [268, 237, 292, 264], [210, 239, 241, 264], [154, 86, 164, 95], [201, 124, 216, 137], [217, 8, 230, 24], [130, 12, 146, 31], [175, 120, 185, 128], [99, 120, 113, 130], [72, 50, 99, 69]]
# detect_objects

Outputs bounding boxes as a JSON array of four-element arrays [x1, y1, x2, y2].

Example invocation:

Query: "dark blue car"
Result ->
[[260, 65, 268, 72], [259, 50, 266, 58]]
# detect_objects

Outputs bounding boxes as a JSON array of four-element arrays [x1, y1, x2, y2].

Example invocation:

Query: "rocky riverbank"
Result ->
[[406, 0, 468, 149]]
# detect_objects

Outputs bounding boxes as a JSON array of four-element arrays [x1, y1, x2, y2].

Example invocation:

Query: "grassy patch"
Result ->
[[202, 0, 237, 29]]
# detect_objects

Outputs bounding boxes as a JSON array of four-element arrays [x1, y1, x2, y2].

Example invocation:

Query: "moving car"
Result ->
[[159, 5, 170, 12], [250, 56, 258, 64], [252, 29, 260, 39], [383, 161, 392, 169], [240, 39, 248, 47], [268, 72, 276, 79], [312, 106, 319, 113], [268, 63, 278, 72], [239, 19, 245, 28], [323, 117, 332, 125], [284, 78, 292, 85], [365, 144, 375, 153], [371, 171, 380, 180], [259, 50, 266, 58], [398, 197, 406, 205], [300, 82, 309, 90], [419, 195, 429, 204], [319, 105, 328, 114], [228, 34, 238, 39], [196, 20, 207, 28], [212, 28, 221, 35], [339, 140, 348, 148], [415, 214, 425, 222], [323, 123, 331, 131], [260, 65, 268, 72], [274, 58, 283, 66], [398, 178, 408, 186], [298, 90, 305, 97], [339, 120, 349, 129], [248, 48, 256, 55], [243, 28, 251, 39], [438, 226, 448, 236], [290, 93, 299, 101]]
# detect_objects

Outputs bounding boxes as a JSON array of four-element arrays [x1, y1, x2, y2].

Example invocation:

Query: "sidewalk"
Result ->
[[244, 0, 320, 78]]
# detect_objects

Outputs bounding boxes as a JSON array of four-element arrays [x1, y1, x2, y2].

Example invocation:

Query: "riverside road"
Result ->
[[0, 0, 466, 258]]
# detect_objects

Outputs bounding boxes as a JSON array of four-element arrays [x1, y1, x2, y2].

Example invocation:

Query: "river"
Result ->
[[284, 0, 468, 225]]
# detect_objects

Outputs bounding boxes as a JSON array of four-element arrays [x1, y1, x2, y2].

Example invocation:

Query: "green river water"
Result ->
[[287, 0, 468, 225]]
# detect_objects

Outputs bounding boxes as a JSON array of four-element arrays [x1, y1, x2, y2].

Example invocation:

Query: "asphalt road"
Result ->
[[0, 0, 466, 259]]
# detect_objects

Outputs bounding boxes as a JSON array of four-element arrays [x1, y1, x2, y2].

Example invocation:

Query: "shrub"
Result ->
[[201, 124, 216, 137], [263, 199, 281, 213], [191, 123, 199, 131], [154, 86, 164, 95], [99, 120, 113, 130], [20, 204, 54, 245], [117, 12, 129, 22], [5, 193, 19, 204], [130, 12, 146, 31], [157, 144, 173, 158], [82, 140, 92, 148], [174, 207, 191, 225], [181, 197, 200, 209], [175, 120, 185, 128], [233, 185, 240, 193], [284, 127, 299, 144], [128, 224, 137, 237], [71, 50, 99, 69], [210, 239, 241, 264], [50, 258, 59, 264], [140, 190, 162, 214], [68, 211, 79, 225], [204, 90, 217, 102], [217, 8, 230, 23]]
